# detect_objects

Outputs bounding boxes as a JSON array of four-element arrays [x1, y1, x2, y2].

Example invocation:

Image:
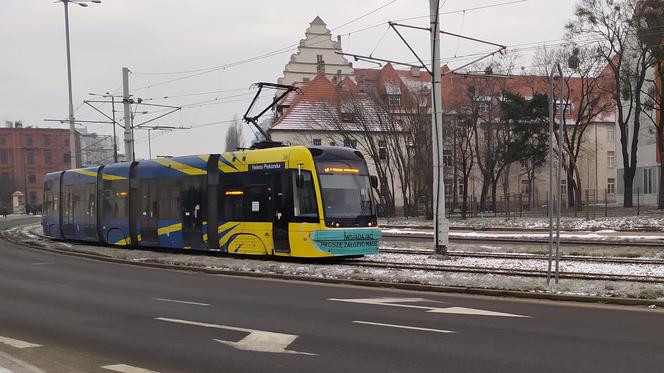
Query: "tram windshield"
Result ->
[[315, 161, 375, 227]]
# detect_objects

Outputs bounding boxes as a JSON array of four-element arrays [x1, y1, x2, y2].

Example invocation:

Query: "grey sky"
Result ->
[[1, 0, 577, 160]]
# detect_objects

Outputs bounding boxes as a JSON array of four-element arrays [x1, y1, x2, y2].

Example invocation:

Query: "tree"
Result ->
[[534, 44, 613, 210], [635, 0, 664, 209], [225, 115, 244, 152], [567, 0, 655, 207], [501, 91, 549, 209], [0, 173, 15, 211]]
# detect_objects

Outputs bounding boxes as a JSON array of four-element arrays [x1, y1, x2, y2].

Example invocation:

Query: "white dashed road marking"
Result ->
[[354, 321, 456, 334], [151, 298, 210, 306], [0, 336, 41, 349], [329, 297, 530, 318], [156, 317, 315, 355], [101, 364, 159, 373]]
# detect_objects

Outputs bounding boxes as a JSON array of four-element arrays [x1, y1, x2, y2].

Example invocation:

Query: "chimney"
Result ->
[[14, 121, 22, 128], [317, 60, 326, 74], [410, 66, 420, 77], [5, 121, 13, 128]]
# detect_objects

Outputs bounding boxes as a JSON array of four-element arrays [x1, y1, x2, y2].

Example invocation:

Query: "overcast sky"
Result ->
[[1, 0, 578, 160]]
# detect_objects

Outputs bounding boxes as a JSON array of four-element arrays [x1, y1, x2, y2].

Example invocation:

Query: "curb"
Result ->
[[3, 226, 664, 309]]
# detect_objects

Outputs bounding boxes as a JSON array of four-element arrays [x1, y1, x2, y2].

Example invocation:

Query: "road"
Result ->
[[1, 218, 663, 373]]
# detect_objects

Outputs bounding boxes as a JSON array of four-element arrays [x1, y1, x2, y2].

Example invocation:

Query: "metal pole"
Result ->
[[111, 95, 118, 163], [148, 129, 152, 160], [556, 65, 564, 284], [547, 63, 563, 284], [430, 0, 448, 254], [122, 67, 133, 161], [63, 0, 77, 169]]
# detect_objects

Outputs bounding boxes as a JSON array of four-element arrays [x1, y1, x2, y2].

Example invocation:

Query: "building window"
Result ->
[[378, 140, 387, 160], [341, 112, 355, 122], [26, 150, 35, 165], [554, 101, 572, 114], [477, 101, 491, 112], [343, 139, 357, 148], [521, 180, 531, 195], [443, 150, 453, 167], [65, 139, 69, 146], [44, 150, 53, 164], [26, 136, 33, 146], [316, 54, 323, 63], [458, 180, 464, 196], [444, 181, 452, 196], [643, 168, 653, 194], [303, 77, 310, 83], [388, 94, 401, 107], [520, 159, 528, 169], [607, 178, 616, 194], [64, 153, 70, 164], [44, 135, 51, 146], [28, 174, 36, 183], [312, 138, 321, 146], [607, 125, 615, 141], [0, 137, 5, 145], [607, 151, 615, 168], [29, 192, 37, 204], [0, 150, 7, 164], [561, 179, 567, 194]]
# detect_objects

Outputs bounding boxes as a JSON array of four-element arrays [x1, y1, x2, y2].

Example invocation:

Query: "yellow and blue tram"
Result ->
[[42, 146, 381, 258]]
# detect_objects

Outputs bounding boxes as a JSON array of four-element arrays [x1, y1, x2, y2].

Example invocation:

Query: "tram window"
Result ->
[[223, 189, 244, 221], [292, 171, 318, 219], [102, 179, 129, 220], [245, 184, 271, 222]]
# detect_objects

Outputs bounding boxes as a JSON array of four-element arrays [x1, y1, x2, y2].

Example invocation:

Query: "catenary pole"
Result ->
[[63, 0, 77, 169], [547, 63, 563, 285], [110, 95, 118, 162], [122, 67, 133, 161], [430, 0, 448, 253]]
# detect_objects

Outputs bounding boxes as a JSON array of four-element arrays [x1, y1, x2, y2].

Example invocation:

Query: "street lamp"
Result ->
[[56, 0, 101, 169]]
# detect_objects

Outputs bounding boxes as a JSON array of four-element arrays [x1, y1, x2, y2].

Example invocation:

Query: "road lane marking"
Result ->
[[155, 317, 315, 355], [353, 321, 456, 334], [151, 298, 210, 306], [102, 364, 159, 373], [329, 298, 530, 318], [0, 336, 41, 349], [30, 262, 53, 265]]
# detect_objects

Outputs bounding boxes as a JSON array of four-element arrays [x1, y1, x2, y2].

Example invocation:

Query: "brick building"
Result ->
[[0, 125, 80, 209]]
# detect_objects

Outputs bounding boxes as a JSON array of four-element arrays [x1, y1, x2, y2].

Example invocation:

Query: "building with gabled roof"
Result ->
[[277, 16, 355, 87]]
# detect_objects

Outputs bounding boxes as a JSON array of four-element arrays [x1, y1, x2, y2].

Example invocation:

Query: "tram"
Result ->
[[42, 145, 381, 258]]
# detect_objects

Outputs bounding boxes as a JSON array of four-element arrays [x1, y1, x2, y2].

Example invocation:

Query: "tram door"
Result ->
[[138, 180, 159, 246], [181, 176, 205, 249], [273, 172, 291, 253]]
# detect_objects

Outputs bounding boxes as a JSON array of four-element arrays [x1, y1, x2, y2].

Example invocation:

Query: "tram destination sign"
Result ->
[[249, 162, 285, 171]]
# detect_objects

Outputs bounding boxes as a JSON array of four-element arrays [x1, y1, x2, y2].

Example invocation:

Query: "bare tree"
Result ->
[[567, 0, 656, 207], [534, 44, 613, 210], [225, 115, 244, 152], [636, 0, 664, 209]]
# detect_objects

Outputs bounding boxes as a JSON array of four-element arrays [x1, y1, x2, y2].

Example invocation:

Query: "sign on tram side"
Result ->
[[249, 162, 285, 171]]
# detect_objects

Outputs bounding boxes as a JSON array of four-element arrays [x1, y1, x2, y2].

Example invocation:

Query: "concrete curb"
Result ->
[[3, 226, 664, 309]]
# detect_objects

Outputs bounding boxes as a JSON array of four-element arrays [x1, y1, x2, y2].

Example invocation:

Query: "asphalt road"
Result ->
[[1, 217, 663, 373]]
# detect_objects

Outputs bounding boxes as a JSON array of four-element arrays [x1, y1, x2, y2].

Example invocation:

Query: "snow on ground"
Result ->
[[382, 227, 664, 244], [4, 224, 664, 302], [360, 252, 664, 278], [381, 214, 664, 232]]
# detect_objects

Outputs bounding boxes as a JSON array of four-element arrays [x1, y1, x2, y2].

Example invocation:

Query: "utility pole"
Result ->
[[430, 0, 448, 254], [63, 0, 77, 169], [122, 67, 133, 161]]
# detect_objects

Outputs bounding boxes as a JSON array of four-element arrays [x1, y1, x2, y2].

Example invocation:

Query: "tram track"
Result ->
[[345, 258, 664, 284], [379, 248, 664, 266], [381, 232, 664, 247]]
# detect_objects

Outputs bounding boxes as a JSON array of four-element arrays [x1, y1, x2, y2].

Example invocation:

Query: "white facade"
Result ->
[[616, 61, 661, 206], [77, 127, 118, 166], [277, 16, 355, 86]]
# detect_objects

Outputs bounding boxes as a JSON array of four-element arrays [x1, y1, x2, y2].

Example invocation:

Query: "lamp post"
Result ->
[[57, 0, 101, 169]]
